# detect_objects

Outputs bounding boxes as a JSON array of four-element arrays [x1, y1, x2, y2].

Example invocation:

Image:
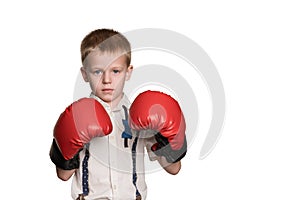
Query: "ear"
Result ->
[[125, 65, 133, 81], [80, 67, 89, 82]]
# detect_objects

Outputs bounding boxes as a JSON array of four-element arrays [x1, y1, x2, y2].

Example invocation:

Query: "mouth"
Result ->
[[102, 88, 114, 93]]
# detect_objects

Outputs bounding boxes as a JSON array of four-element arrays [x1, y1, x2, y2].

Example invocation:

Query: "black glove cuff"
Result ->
[[153, 133, 187, 163], [49, 139, 80, 170]]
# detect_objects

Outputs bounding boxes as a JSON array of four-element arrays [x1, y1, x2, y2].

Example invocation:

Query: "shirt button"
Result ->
[[113, 185, 117, 190]]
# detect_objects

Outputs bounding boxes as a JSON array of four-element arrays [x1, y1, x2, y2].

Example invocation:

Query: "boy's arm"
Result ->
[[50, 138, 78, 181], [144, 137, 182, 175], [144, 136, 182, 175], [157, 156, 181, 175], [56, 168, 76, 181]]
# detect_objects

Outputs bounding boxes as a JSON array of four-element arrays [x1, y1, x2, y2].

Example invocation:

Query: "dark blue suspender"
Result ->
[[122, 105, 141, 198], [82, 144, 90, 196], [132, 137, 141, 197]]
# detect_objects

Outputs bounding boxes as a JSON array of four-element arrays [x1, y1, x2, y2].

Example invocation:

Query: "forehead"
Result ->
[[83, 51, 127, 69]]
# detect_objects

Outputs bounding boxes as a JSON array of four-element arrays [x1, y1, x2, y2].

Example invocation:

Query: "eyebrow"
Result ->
[[111, 65, 125, 69], [88, 65, 125, 72], [88, 65, 105, 70]]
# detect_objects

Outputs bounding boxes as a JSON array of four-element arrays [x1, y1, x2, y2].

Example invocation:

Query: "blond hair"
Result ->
[[80, 29, 131, 66]]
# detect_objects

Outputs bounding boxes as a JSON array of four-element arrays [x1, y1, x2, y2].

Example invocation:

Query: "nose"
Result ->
[[102, 71, 111, 84]]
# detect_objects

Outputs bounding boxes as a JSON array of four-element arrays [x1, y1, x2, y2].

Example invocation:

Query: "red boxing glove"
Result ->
[[53, 98, 112, 160], [129, 90, 187, 163]]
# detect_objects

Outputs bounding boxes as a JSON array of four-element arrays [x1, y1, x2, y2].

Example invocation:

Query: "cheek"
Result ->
[[89, 77, 102, 89], [114, 73, 126, 82], [114, 75, 126, 88]]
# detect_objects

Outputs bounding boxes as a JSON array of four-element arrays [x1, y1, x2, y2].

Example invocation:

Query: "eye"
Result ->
[[93, 70, 103, 76], [113, 69, 120, 74]]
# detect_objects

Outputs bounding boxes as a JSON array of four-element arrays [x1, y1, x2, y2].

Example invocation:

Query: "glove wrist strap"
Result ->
[[152, 133, 187, 163]]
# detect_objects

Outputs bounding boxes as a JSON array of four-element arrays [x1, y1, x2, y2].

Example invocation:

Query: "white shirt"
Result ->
[[71, 93, 156, 200]]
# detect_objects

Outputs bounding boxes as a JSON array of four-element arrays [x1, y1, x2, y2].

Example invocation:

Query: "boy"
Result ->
[[50, 29, 187, 200]]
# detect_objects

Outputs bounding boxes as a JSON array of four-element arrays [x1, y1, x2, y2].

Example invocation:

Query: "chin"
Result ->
[[101, 96, 113, 103], [96, 92, 121, 105]]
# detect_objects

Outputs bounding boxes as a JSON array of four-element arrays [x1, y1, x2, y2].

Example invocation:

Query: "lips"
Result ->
[[102, 89, 114, 92]]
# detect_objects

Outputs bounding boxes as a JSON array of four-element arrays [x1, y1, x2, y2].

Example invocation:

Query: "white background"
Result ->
[[1, 0, 300, 199]]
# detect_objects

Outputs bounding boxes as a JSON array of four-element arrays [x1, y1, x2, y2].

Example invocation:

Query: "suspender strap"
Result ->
[[132, 137, 141, 197], [82, 144, 90, 196], [122, 105, 141, 198]]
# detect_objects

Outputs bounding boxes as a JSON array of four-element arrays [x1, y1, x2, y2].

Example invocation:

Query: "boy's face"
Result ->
[[81, 51, 133, 108]]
